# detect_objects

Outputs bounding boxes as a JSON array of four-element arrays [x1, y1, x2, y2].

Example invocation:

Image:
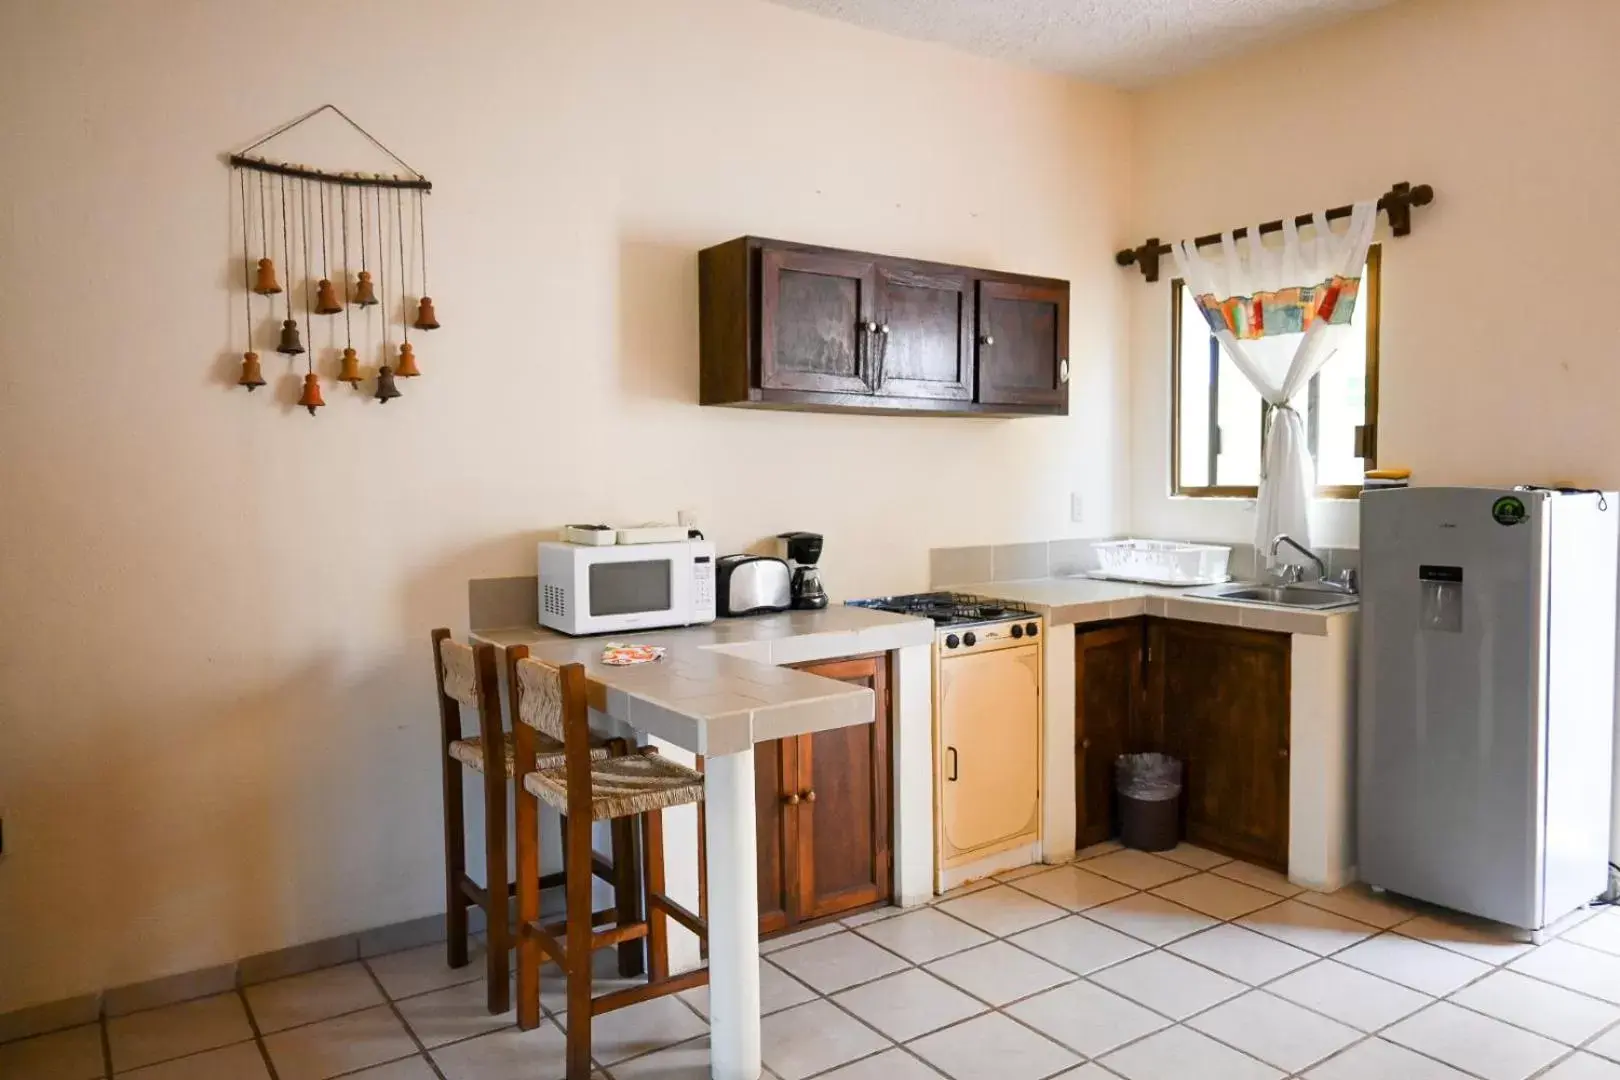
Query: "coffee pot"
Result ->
[[777, 531, 828, 610]]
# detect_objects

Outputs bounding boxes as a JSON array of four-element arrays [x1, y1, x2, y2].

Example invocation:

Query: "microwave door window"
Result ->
[[589, 560, 673, 616]]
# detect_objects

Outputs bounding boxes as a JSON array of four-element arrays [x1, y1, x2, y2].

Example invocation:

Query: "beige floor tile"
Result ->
[[1305, 1037, 1474, 1080], [1050, 1068, 1118, 1080], [1188, 991, 1360, 1073], [342, 1059, 440, 1080], [680, 960, 815, 1019], [535, 952, 640, 1016], [1266, 960, 1432, 1032], [1102, 1024, 1281, 1080], [1008, 914, 1150, 975], [832, 969, 985, 1042], [995, 863, 1054, 883], [606, 1035, 714, 1080], [1238, 899, 1380, 955], [1008, 865, 1136, 912], [1397, 912, 1535, 965], [263, 1004, 417, 1080], [1512, 941, 1620, 1005], [1083, 850, 1198, 890], [394, 978, 514, 1049], [1544, 1053, 1620, 1080], [1166, 924, 1315, 985], [366, 939, 486, 1001], [760, 999, 890, 1080], [1564, 911, 1620, 957], [816, 1047, 946, 1080], [907, 1012, 1079, 1080], [554, 993, 706, 1064], [429, 1019, 569, 1080], [1085, 892, 1218, 946], [1588, 1022, 1620, 1063], [0, 1022, 105, 1080], [1450, 969, 1620, 1045], [245, 962, 385, 1034], [1155, 844, 1232, 871], [770, 931, 909, 995], [1005, 979, 1168, 1057], [1089, 951, 1246, 1019], [759, 921, 845, 955], [1151, 873, 1278, 921], [1336, 933, 1491, 996], [1074, 840, 1124, 862], [934, 885, 1066, 937], [106, 993, 254, 1073], [1384, 1001, 1565, 1080], [1210, 860, 1304, 897], [118, 1041, 270, 1079], [1296, 884, 1419, 929], [926, 879, 998, 906], [841, 906, 903, 929], [854, 908, 992, 964], [925, 940, 1074, 1006]]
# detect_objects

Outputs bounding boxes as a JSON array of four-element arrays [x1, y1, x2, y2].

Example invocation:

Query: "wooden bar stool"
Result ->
[[433, 630, 642, 1016], [508, 651, 709, 1080]]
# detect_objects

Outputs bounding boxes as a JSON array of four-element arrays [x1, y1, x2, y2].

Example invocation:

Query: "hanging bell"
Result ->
[[395, 342, 421, 378], [413, 297, 440, 331], [337, 347, 362, 386], [253, 258, 282, 295], [237, 351, 266, 391], [276, 318, 305, 355], [297, 372, 326, 415], [352, 270, 378, 306], [315, 279, 343, 315], [374, 365, 402, 403]]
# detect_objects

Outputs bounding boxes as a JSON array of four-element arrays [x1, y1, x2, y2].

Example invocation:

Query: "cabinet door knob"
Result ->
[[979, 334, 995, 346], [1059, 358, 1070, 383], [879, 324, 890, 335], [1278, 748, 1289, 759], [865, 321, 879, 333], [1081, 738, 1092, 750], [784, 793, 800, 806], [804, 789, 817, 803]]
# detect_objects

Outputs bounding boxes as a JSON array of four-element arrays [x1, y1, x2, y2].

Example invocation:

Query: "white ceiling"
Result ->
[[765, 0, 1396, 86]]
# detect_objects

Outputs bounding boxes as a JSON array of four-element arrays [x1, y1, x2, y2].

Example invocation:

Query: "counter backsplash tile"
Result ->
[[991, 542, 1050, 582], [1326, 547, 1361, 578], [469, 576, 539, 630], [929, 546, 994, 589], [1049, 538, 1098, 577]]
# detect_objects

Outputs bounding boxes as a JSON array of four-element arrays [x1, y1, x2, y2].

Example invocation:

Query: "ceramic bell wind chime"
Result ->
[[227, 105, 439, 415]]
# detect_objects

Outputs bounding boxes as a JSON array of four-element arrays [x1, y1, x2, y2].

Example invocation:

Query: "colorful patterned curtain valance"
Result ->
[[1196, 274, 1362, 341]]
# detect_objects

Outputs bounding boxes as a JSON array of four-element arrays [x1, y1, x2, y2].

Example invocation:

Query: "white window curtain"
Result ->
[[1171, 203, 1378, 559]]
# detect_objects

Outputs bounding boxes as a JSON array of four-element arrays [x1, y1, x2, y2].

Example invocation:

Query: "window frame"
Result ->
[[1169, 242, 1381, 500]]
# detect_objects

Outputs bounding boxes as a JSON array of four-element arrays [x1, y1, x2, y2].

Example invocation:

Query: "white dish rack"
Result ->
[[1089, 539, 1231, 586]]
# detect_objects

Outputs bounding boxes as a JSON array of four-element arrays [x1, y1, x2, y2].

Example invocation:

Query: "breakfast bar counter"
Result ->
[[472, 606, 934, 1080]]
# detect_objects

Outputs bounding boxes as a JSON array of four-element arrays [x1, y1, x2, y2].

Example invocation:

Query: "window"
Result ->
[[1171, 244, 1380, 499]]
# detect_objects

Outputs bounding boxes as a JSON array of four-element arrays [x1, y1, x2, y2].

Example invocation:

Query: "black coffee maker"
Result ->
[[777, 532, 828, 609]]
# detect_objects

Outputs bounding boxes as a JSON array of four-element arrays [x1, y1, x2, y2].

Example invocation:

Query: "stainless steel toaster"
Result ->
[[715, 555, 792, 617]]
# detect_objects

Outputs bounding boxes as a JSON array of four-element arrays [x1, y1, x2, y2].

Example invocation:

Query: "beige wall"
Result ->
[[0, 0, 1130, 1010], [1128, 0, 1620, 549]]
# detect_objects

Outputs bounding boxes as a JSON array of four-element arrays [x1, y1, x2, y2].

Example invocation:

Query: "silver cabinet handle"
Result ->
[[1059, 358, 1070, 383], [980, 335, 995, 346], [879, 324, 890, 335], [946, 746, 959, 782], [866, 321, 879, 333]]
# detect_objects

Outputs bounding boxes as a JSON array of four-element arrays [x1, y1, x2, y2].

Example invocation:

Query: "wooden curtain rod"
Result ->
[[1115, 181, 1433, 282], [227, 154, 434, 191]]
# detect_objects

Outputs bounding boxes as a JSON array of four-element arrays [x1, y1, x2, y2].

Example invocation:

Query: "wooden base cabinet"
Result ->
[[1075, 619, 1292, 871], [752, 655, 893, 936]]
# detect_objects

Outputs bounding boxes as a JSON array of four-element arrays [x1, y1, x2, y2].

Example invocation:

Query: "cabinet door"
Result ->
[[1075, 623, 1142, 849], [793, 656, 892, 922], [759, 247, 877, 394], [976, 279, 1069, 408], [752, 736, 799, 937], [1149, 620, 1291, 869], [937, 644, 1042, 864], [874, 263, 973, 401]]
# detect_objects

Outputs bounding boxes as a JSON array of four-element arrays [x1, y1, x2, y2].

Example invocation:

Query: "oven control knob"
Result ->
[[1011, 624, 1024, 639], [945, 634, 960, 649], [1026, 622, 1039, 637], [963, 631, 977, 647]]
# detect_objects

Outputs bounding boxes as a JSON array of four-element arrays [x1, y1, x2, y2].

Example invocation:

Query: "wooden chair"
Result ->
[[433, 630, 644, 1015], [508, 649, 709, 1079]]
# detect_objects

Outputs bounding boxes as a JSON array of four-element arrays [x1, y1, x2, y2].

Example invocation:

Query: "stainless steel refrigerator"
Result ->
[[1359, 486, 1618, 931]]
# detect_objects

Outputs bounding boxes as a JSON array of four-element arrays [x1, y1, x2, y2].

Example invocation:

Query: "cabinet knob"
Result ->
[[1081, 738, 1092, 750], [804, 789, 817, 803], [1278, 748, 1289, 759], [1059, 358, 1070, 383], [784, 793, 800, 806], [980, 334, 995, 346], [865, 321, 879, 333], [879, 324, 890, 335]]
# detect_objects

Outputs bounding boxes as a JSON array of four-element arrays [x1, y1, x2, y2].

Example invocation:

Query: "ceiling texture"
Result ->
[[765, 0, 1395, 86]]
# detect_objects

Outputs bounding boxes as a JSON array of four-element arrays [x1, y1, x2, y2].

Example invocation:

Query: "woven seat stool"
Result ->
[[507, 648, 709, 1080]]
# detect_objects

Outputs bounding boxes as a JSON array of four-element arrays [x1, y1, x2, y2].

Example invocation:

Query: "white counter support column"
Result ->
[[1040, 623, 1077, 863], [704, 748, 763, 1080], [891, 643, 934, 906], [1288, 614, 1358, 892]]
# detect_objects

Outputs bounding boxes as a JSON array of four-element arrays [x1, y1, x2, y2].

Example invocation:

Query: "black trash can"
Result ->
[[1115, 753, 1182, 852]]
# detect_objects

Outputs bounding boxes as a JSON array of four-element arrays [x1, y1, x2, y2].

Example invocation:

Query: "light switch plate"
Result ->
[[1069, 492, 1084, 523]]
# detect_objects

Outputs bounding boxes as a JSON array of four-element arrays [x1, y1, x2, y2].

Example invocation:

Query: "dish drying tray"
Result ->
[[1088, 539, 1231, 586]]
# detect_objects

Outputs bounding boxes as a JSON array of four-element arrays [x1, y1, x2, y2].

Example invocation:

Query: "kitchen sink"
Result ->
[[1187, 583, 1360, 609]]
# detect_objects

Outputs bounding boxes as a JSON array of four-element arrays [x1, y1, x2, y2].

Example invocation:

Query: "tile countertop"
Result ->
[[959, 576, 1358, 637], [471, 606, 934, 757]]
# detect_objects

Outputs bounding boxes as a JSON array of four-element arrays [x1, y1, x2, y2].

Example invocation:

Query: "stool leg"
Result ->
[[565, 807, 595, 1080], [611, 816, 644, 977], [515, 792, 542, 1030], [443, 759, 469, 969], [483, 768, 511, 1015], [642, 809, 669, 982]]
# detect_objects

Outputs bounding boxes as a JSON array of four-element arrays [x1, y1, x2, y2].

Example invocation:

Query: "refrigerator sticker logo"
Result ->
[[1492, 496, 1527, 526]]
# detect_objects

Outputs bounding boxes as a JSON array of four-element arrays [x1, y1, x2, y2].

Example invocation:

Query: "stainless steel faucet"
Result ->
[[1269, 534, 1358, 593]]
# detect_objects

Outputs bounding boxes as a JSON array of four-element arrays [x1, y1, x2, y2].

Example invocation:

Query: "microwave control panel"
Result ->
[[693, 555, 716, 622]]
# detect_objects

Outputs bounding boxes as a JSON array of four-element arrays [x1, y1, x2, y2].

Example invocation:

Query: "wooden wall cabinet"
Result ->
[[1075, 619, 1291, 870], [700, 236, 1070, 417], [752, 654, 893, 936]]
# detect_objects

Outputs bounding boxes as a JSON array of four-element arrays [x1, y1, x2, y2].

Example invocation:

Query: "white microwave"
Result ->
[[538, 539, 716, 636]]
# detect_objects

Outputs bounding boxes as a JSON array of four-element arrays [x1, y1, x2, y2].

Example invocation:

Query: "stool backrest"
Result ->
[[431, 628, 503, 766], [512, 654, 568, 742], [436, 636, 483, 709]]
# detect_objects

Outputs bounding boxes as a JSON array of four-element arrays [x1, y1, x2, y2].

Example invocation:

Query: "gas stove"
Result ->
[[848, 591, 1043, 652]]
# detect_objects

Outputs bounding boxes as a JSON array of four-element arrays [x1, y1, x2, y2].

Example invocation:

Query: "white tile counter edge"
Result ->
[[956, 576, 1357, 636]]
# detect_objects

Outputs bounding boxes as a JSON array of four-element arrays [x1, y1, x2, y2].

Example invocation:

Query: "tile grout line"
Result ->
[[98, 1013, 113, 1079], [357, 955, 452, 1080], [235, 985, 282, 1080]]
